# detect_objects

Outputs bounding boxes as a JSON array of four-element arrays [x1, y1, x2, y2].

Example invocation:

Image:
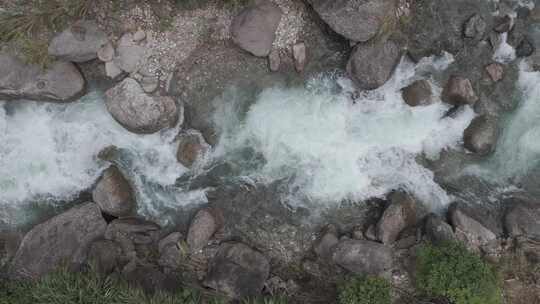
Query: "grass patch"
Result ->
[[337, 276, 391, 304], [416, 242, 502, 304]]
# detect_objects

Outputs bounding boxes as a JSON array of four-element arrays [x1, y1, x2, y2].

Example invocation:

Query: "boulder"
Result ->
[[449, 203, 497, 250], [187, 207, 219, 253], [424, 214, 456, 245], [48, 20, 109, 63], [442, 76, 478, 106], [158, 232, 184, 270], [485, 63, 504, 82], [493, 15, 512, 33], [176, 132, 209, 168], [402, 80, 433, 107], [331, 239, 393, 275], [105, 78, 179, 134], [463, 14, 487, 40], [313, 225, 339, 260], [376, 191, 417, 244], [9, 203, 107, 279], [97, 42, 115, 62], [105, 61, 123, 79], [0, 54, 85, 102], [0, 231, 22, 269], [204, 242, 270, 299], [87, 239, 123, 275], [114, 33, 147, 73], [92, 166, 136, 217], [308, 0, 395, 42], [516, 38, 535, 58], [347, 39, 401, 90], [231, 0, 282, 57], [463, 115, 499, 155], [504, 197, 540, 239]]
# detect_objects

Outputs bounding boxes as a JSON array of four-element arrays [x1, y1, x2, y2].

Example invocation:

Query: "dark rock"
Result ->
[[308, 0, 395, 42], [505, 197, 540, 239], [231, 0, 282, 57], [402, 80, 433, 107], [376, 191, 417, 244], [347, 39, 401, 90], [104, 218, 161, 265], [516, 38, 535, 57], [449, 202, 497, 250], [0, 231, 22, 269], [9, 203, 107, 279], [105, 78, 179, 134], [494, 15, 513, 33], [313, 225, 339, 260], [92, 166, 136, 217], [0, 54, 85, 102], [442, 76, 478, 106], [364, 224, 377, 241], [87, 239, 123, 275], [331, 239, 393, 275], [463, 115, 499, 155], [176, 132, 208, 168], [158, 232, 183, 270], [186, 207, 218, 253], [463, 14, 487, 39], [424, 213, 456, 244], [48, 20, 108, 63], [485, 63, 504, 82], [204, 242, 270, 299]]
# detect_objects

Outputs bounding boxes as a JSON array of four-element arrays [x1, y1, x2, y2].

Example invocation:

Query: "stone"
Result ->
[[97, 42, 115, 62], [463, 14, 487, 39], [268, 49, 280, 72], [92, 166, 136, 217], [364, 224, 377, 241], [312, 225, 339, 260], [442, 76, 478, 106], [516, 38, 535, 58], [114, 33, 147, 73], [449, 203, 497, 251], [187, 208, 218, 253], [424, 213, 456, 245], [402, 80, 433, 107], [133, 30, 147, 42], [308, 0, 395, 42], [87, 239, 123, 275], [0, 231, 23, 269], [504, 197, 540, 239], [231, 0, 282, 57], [376, 191, 417, 245], [331, 239, 393, 275], [347, 39, 401, 90], [293, 42, 307, 72], [494, 15, 512, 33], [463, 115, 499, 156], [140, 76, 159, 93], [204, 242, 270, 299], [0, 54, 85, 102], [485, 63, 504, 82], [105, 61, 123, 79], [48, 20, 108, 63], [9, 203, 107, 279], [158, 232, 184, 270], [176, 132, 209, 168], [105, 78, 179, 134]]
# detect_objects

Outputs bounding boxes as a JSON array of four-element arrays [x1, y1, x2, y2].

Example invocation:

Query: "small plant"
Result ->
[[416, 242, 502, 304], [242, 296, 289, 304], [338, 276, 391, 304]]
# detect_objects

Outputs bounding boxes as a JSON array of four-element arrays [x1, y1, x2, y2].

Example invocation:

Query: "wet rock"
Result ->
[[308, 0, 395, 42], [97, 42, 115, 62], [268, 49, 280, 72], [463, 115, 499, 156], [48, 20, 108, 63], [376, 191, 417, 245], [331, 239, 393, 275], [176, 132, 208, 168], [92, 166, 136, 217], [9, 203, 107, 279], [424, 213, 456, 245], [463, 14, 487, 39], [231, 0, 282, 57], [442, 76, 478, 106], [504, 197, 540, 239], [516, 38, 535, 57], [187, 207, 218, 253], [449, 203, 497, 251], [347, 39, 401, 90], [104, 78, 179, 134], [402, 80, 433, 107], [87, 239, 123, 275], [0, 231, 22, 269], [494, 15, 513, 33], [293, 42, 307, 73], [313, 225, 339, 260], [158, 232, 183, 270], [114, 33, 147, 73], [485, 63, 504, 82], [0, 54, 85, 102], [204, 242, 270, 299]]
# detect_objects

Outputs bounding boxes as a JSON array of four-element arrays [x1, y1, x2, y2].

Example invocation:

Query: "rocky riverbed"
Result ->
[[2, 0, 540, 303]]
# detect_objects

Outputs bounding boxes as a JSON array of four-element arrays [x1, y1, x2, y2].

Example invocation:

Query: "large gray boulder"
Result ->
[[347, 39, 401, 90], [105, 78, 179, 134], [376, 191, 417, 245], [92, 166, 136, 217], [231, 0, 282, 57], [332, 239, 393, 275], [204, 242, 270, 299], [463, 115, 499, 156], [308, 0, 395, 42], [449, 203, 497, 251], [9, 203, 107, 279], [504, 197, 540, 239], [48, 20, 109, 63], [0, 54, 85, 102]]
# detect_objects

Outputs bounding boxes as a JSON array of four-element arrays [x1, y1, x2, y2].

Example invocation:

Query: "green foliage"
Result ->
[[416, 242, 502, 304], [242, 296, 288, 304], [338, 276, 391, 304]]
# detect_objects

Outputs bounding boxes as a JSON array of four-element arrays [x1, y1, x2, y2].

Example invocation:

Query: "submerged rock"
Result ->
[[92, 166, 136, 217], [442, 76, 478, 106], [231, 0, 282, 57], [402, 80, 433, 107], [308, 0, 395, 42], [176, 132, 209, 168], [504, 197, 540, 239], [346, 39, 401, 90], [331, 239, 392, 275], [9, 203, 107, 279], [105, 78, 179, 134], [376, 191, 417, 245], [48, 21, 109, 63], [0, 54, 85, 102], [463, 115, 499, 156], [204, 242, 270, 299]]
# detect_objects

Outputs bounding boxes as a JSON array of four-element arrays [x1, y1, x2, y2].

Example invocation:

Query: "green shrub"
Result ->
[[416, 242, 502, 304], [242, 296, 288, 304], [338, 276, 391, 304]]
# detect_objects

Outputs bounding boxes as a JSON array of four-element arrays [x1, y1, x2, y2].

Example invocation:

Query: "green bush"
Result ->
[[242, 296, 288, 304], [338, 276, 391, 304], [415, 242, 502, 304]]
